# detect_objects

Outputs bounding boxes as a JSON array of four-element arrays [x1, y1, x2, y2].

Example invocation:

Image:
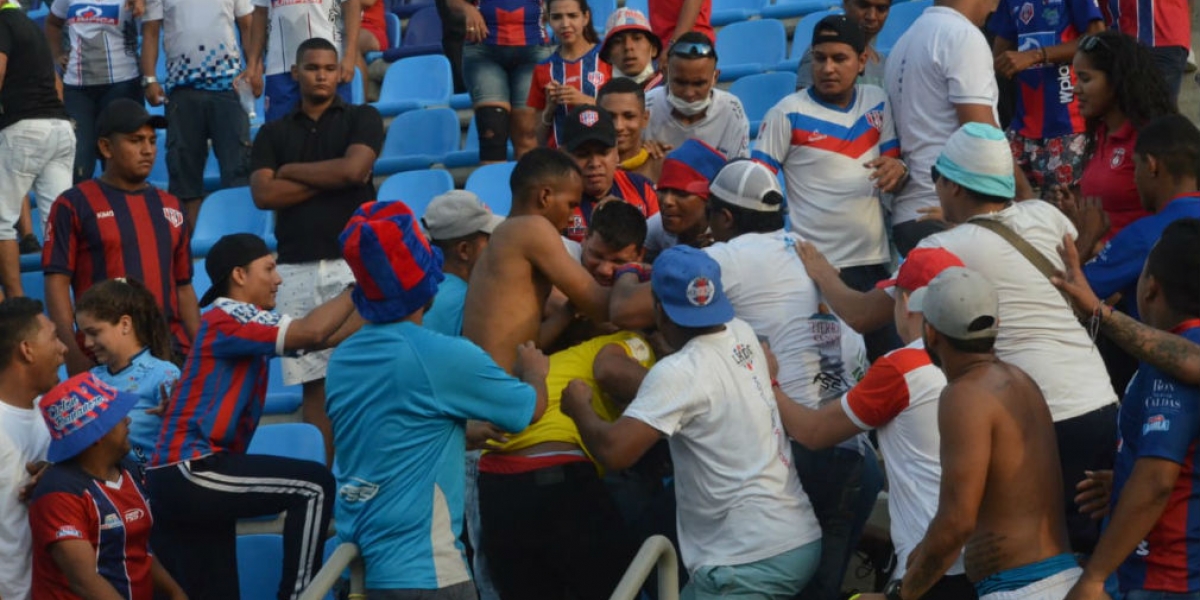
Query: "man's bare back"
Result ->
[[942, 359, 1071, 582]]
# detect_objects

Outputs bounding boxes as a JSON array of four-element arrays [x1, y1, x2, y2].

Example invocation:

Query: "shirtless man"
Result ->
[[462, 147, 612, 372], [859, 267, 1078, 600]]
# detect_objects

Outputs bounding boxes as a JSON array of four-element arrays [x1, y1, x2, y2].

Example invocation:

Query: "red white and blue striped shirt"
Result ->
[[1101, 0, 1191, 47], [478, 0, 549, 46], [150, 299, 291, 467], [564, 170, 659, 242], [528, 45, 613, 148], [42, 179, 193, 355]]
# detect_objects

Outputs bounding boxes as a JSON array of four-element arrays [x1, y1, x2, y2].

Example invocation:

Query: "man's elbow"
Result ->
[[594, 443, 639, 472]]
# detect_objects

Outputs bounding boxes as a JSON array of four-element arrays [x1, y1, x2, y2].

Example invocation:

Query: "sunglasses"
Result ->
[[1079, 35, 1110, 53], [669, 41, 716, 59]]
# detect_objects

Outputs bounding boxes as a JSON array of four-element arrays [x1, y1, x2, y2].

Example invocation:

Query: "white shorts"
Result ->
[[0, 118, 75, 239], [979, 567, 1082, 600], [275, 259, 355, 386]]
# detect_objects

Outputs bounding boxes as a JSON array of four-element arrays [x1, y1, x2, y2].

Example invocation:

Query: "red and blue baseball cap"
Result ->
[[39, 373, 139, 463], [657, 139, 726, 198], [651, 246, 734, 327], [339, 201, 445, 323]]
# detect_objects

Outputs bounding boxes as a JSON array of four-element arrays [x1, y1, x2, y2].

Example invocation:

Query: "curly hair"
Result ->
[[547, 0, 600, 45], [1076, 30, 1176, 157], [75, 278, 175, 363]]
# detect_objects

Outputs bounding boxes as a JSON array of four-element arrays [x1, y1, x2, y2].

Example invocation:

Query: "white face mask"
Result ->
[[667, 90, 712, 116], [620, 62, 657, 84]]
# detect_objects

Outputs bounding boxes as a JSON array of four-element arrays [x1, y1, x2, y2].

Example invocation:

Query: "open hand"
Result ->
[[514, 340, 550, 383], [865, 156, 908, 193], [1051, 234, 1104, 318], [1075, 469, 1113, 520], [795, 240, 839, 282], [466, 421, 509, 450], [463, 6, 489, 43], [644, 140, 673, 159]]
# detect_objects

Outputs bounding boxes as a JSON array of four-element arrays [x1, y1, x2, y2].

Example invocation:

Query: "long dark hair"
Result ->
[[548, 0, 600, 45], [75, 278, 174, 363], [1077, 31, 1176, 158]]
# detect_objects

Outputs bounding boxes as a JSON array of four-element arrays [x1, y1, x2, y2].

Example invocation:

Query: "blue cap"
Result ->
[[651, 246, 734, 327], [934, 122, 1016, 199]]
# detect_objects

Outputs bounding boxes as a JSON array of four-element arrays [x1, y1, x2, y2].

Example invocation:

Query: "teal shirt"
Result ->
[[422, 273, 467, 337]]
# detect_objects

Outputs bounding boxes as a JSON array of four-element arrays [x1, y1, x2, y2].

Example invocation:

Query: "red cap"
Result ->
[[875, 247, 966, 292]]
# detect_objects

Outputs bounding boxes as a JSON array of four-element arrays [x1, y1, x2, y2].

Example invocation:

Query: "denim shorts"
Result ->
[[462, 43, 553, 107]]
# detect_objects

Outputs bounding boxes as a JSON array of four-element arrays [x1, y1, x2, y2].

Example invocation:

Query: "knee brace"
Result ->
[[475, 106, 510, 162]]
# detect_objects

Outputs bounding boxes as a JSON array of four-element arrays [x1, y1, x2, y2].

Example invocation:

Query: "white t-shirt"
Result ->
[[51, 0, 140, 87], [644, 213, 678, 258], [252, 0, 345, 76], [623, 318, 821, 570], [0, 401, 51, 600], [752, 86, 896, 269], [917, 201, 1118, 421], [840, 339, 963, 577], [144, 0, 254, 91], [644, 87, 750, 159], [883, 6, 999, 225]]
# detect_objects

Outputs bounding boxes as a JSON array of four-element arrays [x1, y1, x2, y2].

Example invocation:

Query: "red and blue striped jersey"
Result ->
[[564, 170, 659, 242], [478, 0, 549, 46], [150, 299, 290, 467], [30, 461, 154, 600], [528, 45, 613, 148], [991, 0, 1102, 140], [1101, 0, 1191, 47], [42, 180, 193, 355], [1113, 322, 1200, 593]]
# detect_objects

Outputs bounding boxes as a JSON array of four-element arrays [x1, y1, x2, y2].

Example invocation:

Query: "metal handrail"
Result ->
[[609, 535, 680, 600], [299, 542, 366, 600]]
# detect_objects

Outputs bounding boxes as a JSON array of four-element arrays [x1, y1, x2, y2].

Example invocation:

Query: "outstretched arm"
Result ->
[[774, 389, 862, 451], [562, 380, 661, 471], [527, 220, 611, 324], [794, 241, 893, 333]]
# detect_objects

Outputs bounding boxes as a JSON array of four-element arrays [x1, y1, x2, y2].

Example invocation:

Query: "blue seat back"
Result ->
[[403, 6, 444, 47], [21, 272, 44, 302], [874, 0, 931, 56], [191, 187, 271, 256], [790, 8, 843, 61], [379, 55, 453, 106], [377, 170, 455, 215], [191, 259, 212, 304], [590, 0, 617, 33], [247, 423, 325, 464], [464, 162, 517, 216], [730, 72, 797, 123], [379, 108, 460, 159], [716, 19, 788, 67], [237, 535, 283, 600], [385, 11, 402, 48]]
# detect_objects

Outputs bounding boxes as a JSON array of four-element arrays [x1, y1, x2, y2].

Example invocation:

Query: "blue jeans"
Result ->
[[1149, 45, 1188, 103], [264, 73, 353, 122], [682, 540, 823, 600], [165, 87, 250, 200], [790, 442, 885, 600], [1125, 592, 1200, 599], [462, 43, 553, 107], [62, 78, 142, 183]]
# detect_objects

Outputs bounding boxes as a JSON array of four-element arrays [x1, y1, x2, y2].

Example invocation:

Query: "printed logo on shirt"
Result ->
[[1152, 379, 1176, 394], [273, 0, 324, 6], [100, 513, 125, 530], [1111, 147, 1127, 169], [625, 337, 652, 363], [338, 478, 380, 503], [1143, 414, 1170, 434], [588, 72, 607, 87], [1136, 540, 1150, 557], [124, 508, 145, 523], [56, 526, 82, 539], [1042, 7, 1060, 26], [866, 110, 884, 132], [96, 210, 116, 220], [163, 207, 184, 229], [1018, 2, 1034, 24], [732, 343, 755, 370], [68, 3, 119, 25]]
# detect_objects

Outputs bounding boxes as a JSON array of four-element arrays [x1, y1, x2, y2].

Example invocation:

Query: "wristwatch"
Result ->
[[140, 75, 158, 88], [883, 580, 903, 600]]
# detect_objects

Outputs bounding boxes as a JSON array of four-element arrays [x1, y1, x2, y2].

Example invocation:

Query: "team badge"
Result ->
[[588, 72, 607, 87], [1019, 2, 1034, 23], [163, 207, 184, 228], [866, 110, 884, 131], [686, 276, 716, 307], [1111, 147, 1126, 169], [579, 109, 599, 127]]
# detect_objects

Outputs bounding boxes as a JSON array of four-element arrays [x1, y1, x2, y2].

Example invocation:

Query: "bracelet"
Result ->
[[1040, 47, 1049, 65], [771, 379, 781, 389], [614, 263, 652, 283], [1086, 302, 1111, 342]]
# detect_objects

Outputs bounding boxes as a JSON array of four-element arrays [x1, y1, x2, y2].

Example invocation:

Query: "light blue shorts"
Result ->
[[681, 539, 822, 600]]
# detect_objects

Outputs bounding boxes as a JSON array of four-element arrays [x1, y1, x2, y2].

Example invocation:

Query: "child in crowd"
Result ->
[[74, 278, 180, 468]]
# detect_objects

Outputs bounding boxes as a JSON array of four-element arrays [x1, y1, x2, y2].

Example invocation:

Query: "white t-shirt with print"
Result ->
[[144, 0, 254, 91], [0, 401, 51, 600], [916, 200, 1118, 421], [623, 318, 821, 570], [883, 6, 999, 224], [644, 87, 750, 159], [51, 0, 140, 86], [252, 0, 345, 76]]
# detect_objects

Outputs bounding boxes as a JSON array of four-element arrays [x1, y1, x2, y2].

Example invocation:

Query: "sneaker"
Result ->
[[19, 234, 41, 254]]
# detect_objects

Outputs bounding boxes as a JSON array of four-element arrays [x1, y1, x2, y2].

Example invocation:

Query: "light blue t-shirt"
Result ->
[[325, 321, 536, 590], [90, 349, 180, 467], [422, 274, 468, 337]]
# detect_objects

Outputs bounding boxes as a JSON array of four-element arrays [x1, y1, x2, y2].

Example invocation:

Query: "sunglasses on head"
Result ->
[[1079, 35, 1110, 53], [669, 41, 715, 59]]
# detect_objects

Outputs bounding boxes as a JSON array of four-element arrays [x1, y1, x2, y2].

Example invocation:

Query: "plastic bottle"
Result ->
[[234, 79, 257, 121]]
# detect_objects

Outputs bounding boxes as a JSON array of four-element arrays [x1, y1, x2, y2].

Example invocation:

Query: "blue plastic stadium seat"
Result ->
[[190, 187, 271, 257], [374, 108, 460, 175], [625, 0, 648, 15], [444, 116, 516, 168], [394, 0, 434, 18], [20, 271, 44, 302], [591, 0, 617, 34], [352, 67, 365, 105], [777, 7, 842, 72], [730, 72, 797, 136], [761, 0, 838, 19], [874, 0, 931, 56], [191, 259, 212, 305], [237, 535, 283, 600], [386, 11, 402, 48], [464, 162, 517, 216], [450, 93, 472, 110], [264, 359, 303, 415], [148, 136, 170, 190], [712, 0, 762, 25], [715, 19, 787, 81], [248, 423, 325, 463], [382, 6, 443, 61], [377, 169, 455, 216], [371, 55, 453, 117]]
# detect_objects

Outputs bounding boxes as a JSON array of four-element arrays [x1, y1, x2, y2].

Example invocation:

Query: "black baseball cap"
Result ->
[[199, 234, 273, 307], [812, 14, 866, 55], [561, 105, 616, 152], [95, 98, 168, 139]]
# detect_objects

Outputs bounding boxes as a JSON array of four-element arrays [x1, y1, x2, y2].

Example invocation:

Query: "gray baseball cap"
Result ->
[[908, 267, 1000, 341], [421, 191, 504, 241], [709, 160, 785, 213]]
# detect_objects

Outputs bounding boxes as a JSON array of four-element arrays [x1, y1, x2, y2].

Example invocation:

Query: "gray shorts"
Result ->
[[365, 581, 477, 600]]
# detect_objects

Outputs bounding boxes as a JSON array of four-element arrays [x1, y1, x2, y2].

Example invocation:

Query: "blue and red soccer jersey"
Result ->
[[30, 461, 155, 600], [1101, 0, 1191, 47], [151, 299, 290, 467], [528, 45, 613, 148], [42, 180, 193, 355], [1113, 321, 1200, 594], [991, 0, 1103, 140], [563, 170, 659, 242], [478, 0, 549, 46]]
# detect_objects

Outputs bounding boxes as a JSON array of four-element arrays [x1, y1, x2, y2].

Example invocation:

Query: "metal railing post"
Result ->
[[608, 535, 680, 600], [299, 542, 365, 600]]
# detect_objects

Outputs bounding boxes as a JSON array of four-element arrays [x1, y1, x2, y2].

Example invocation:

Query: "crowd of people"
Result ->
[[1, 0, 1200, 599]]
